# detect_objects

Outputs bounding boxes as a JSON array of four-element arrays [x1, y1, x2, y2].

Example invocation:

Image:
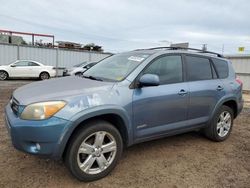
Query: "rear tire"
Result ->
[[39, 72, 50, 80], [204, 105, 234, 142], [65, 120, 123, 182], [0, 70, 8, 80]]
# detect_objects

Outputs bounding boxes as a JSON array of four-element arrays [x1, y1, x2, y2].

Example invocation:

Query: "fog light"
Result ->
[[36, 143, 41, 151]]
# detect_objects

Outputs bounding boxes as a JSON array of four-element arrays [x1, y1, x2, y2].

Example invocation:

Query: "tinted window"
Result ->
[[211, 64, 218, 79], [186, 56, 212, 81], [212, 58, 228, 78], [143, 55, 183, 84]]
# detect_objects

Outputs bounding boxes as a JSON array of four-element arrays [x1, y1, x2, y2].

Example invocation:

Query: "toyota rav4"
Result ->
[[5, 47, 243, 181]]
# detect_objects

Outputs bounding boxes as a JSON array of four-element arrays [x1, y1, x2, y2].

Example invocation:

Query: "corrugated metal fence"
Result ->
[[0, 43, 249, 90], [227, 55, 250, 91], [0, 43, 111, 68]]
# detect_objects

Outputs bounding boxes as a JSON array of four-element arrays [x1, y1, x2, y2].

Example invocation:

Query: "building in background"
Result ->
[[0, 34, 27, 45], [227, 54, 250, 91], [56, 41, 82, 49]]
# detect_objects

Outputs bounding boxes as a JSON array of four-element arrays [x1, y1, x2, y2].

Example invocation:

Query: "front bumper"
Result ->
[[5, 103, 72, 159]]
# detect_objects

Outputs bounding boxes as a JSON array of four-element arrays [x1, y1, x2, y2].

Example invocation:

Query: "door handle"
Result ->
[[217, 85, 223, 91], [178, 89, 188, 96]]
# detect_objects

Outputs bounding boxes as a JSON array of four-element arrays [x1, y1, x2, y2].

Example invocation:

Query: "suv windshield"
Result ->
[[83, 53, 150, 82]]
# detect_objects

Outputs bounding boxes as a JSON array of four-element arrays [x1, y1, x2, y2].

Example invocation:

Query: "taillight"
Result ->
[[236, 77, 243, 87]]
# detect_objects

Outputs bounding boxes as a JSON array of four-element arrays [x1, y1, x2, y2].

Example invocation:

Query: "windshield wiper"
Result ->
[[83, 75, 103, 81]]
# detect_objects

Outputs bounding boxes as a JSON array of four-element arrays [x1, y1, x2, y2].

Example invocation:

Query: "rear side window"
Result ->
[[212, 58, 229, 78], [186, 56, 212, 81], [28, 62, 40, 66]]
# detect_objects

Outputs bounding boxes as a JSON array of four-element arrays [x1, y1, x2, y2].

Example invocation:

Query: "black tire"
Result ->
[[65, 120, 123, 182], [204, 105, 234, 142], [39, 72, 50, 80], [0, 70, 8, 80]]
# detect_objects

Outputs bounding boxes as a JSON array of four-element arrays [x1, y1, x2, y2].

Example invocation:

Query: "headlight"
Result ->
[[20, 101, 66, 120]]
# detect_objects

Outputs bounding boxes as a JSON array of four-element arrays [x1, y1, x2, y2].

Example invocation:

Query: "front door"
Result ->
[[9, 61, 30, 77], [133, 55, 189, 140]]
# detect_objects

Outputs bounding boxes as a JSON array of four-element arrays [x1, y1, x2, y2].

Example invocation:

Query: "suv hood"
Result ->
[[13, 76, 115, 105]]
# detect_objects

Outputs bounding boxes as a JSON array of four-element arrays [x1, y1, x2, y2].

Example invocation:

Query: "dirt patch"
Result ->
[[0, 80, 249, 188]]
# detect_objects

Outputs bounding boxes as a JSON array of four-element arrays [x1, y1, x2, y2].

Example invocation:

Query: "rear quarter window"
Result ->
[[212, 58, 229, 79]]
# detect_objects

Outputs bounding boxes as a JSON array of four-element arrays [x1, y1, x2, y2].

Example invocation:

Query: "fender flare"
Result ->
[[208, 95, 238, 125], [55, 105, 132, 159]]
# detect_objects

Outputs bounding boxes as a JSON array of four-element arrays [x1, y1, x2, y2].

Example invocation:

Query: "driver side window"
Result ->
[[143, 55, 183, 85], [14, 61, 29, 67]]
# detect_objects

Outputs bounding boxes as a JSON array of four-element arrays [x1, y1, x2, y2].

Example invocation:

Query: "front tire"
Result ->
[[204, 105, 234, 142], [0, 70, 8, 80], [65, 120, 123, 181]]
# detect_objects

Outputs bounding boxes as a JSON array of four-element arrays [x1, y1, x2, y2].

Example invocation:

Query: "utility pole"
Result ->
[[202, 44, 207, 51], [222, 44, 224, 55]]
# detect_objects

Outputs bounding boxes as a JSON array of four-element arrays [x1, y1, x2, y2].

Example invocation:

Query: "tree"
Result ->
[[82, 43, 103, 52]]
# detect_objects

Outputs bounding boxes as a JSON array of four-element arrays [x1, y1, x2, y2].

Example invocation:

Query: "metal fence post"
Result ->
[[56, 48, 59, 77], [17, 45, 20, 60]]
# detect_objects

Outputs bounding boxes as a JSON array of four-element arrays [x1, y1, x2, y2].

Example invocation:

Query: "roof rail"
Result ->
[[135, 46, 224, 58]]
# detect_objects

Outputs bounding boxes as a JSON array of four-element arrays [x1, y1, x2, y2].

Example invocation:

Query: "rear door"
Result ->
[[184, 55, 225, 125], [27, 61, 41, 77]]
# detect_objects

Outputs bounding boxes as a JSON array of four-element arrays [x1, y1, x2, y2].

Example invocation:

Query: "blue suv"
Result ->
[[5, 47, 243, 181]]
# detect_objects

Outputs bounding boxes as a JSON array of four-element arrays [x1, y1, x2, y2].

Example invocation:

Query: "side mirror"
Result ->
[[139, 74, 160, 87], [10, 64, 16, 67]]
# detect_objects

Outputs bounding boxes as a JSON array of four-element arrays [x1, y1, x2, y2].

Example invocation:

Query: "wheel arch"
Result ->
[[0, 69, 9, 78], [222, 100, 237, 118], [210, 96, 238, 124], [58, 108, 132, 159], [39, 71, 50, 77]]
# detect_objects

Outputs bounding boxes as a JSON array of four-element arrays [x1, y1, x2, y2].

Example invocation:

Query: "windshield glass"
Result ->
[[74, 62, 87, 67], [83, 53, 150, 82]]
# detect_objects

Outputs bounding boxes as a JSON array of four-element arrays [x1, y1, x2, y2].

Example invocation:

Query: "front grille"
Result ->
[[11, 97, 19, 116]]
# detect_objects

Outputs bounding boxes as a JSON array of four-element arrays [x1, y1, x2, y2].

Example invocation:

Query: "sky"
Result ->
[[0, 0, 250, 54]]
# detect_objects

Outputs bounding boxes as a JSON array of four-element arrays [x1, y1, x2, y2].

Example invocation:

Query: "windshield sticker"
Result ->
[[128, 56, 145, 62]]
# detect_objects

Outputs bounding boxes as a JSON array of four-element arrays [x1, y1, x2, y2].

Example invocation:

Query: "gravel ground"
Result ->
[[0, 80, 249, 188]]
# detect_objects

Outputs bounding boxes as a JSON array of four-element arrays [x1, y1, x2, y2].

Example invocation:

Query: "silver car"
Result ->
[[63, 61, 97, 76]]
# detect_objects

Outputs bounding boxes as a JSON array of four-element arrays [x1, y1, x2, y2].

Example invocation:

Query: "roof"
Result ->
[[132, 47, 225, 59]]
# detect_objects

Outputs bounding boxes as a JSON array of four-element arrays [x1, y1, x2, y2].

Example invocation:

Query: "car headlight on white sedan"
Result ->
[[20, 101, 66, 120]]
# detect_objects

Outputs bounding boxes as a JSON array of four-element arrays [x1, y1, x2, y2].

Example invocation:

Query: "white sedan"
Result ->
[[0, 60, 56, 80]]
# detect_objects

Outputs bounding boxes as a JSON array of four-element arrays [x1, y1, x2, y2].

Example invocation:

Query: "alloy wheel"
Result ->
[[40, 73, 49, 80], [77, 131, 117, 175], [0, 71, 7, 80], [217, 111, 232, 137]]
